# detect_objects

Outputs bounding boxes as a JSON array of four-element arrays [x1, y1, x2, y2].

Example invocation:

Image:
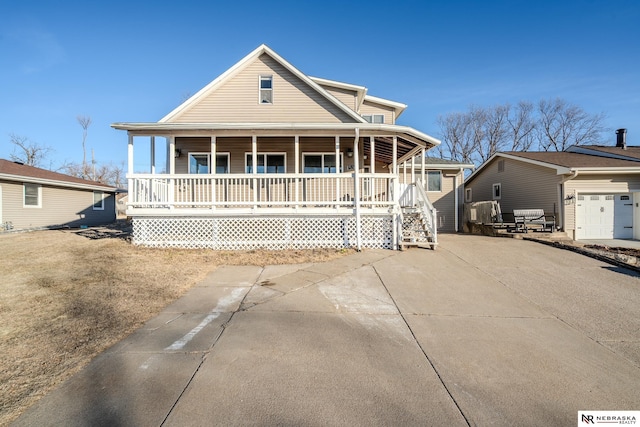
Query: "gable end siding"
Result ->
[[0, 179, 115, 230], [171, 54, 355, 124], [467, 158, 562, 218], [359, 100, 395, 124]]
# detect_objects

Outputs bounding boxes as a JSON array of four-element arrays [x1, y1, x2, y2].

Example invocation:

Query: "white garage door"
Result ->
[[576, 193, 633, 239]]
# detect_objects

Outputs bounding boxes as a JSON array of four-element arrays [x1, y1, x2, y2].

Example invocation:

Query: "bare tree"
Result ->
[[536, 98, 607, 151], [436, 112, 477, 164], [8, 133, 53, 167], [437, 98, 608, 164], [77, 115, 92, 176], [505, 101, 536, 151], [60, 160, 125, 187]]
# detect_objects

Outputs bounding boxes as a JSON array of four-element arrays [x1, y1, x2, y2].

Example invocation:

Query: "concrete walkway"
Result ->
[[14, 235, 640, 426]]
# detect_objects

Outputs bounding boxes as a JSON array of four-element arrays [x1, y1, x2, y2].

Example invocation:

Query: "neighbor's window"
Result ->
[[93, 191, 105, 210], [259, 75, 273, 104], [426, 170, 442, 192], [362, 114, 384, 124], [246, 153, 286, 173], [465, 188, 472, 203], [188, 153, 230, 174], [303, 153, 342, 173], [492, 183, 502, 200], [23, 183, 41, 207]]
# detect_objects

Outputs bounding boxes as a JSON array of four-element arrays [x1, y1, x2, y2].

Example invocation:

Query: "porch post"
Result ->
[[211, 136, 216, 210], [294, 135, 300, 207], [335, 135, 340, 205], [421, 148, 426, 186], [370, 136, 375, 205], [411, 155, 415, 184], [392, 135, 398, 250], [353, 129, 361, 251], [169, 135, 175, 208], [127, 134, 134, 207], [150, 136, 156, 174], [252, 135, 258, 209]]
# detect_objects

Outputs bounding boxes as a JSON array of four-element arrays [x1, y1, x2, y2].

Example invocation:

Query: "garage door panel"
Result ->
[[576, 193, 632, 240]]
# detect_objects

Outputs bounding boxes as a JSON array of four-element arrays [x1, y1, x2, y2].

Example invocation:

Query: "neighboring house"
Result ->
[[399, 157, 474, 232], [0, 159, 118, 230], [111, 44, 441, 250], [464, 149, 640, 240]]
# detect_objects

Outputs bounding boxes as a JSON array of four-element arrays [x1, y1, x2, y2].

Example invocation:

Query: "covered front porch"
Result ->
[[114, 123, 440, 250]]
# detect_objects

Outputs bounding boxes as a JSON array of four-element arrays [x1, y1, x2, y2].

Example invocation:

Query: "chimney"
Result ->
[[616, 128, 627, 150]]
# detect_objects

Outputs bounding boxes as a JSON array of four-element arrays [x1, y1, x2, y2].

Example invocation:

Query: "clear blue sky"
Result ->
[[1, 0, 639, 170]]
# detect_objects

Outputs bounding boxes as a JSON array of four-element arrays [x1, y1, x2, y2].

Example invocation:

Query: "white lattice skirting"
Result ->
[[132, 215, 394, 250]]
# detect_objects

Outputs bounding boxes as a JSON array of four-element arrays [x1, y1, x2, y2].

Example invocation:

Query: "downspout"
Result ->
[[353, 128, 361, 251], [558, 170, 579, 235]]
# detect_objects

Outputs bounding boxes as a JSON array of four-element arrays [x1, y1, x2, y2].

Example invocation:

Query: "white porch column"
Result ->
[[127, 134, 134, 206], [211, 136, 216, 209], [294, 135, 300, 206], [150, 136, 156, 174], [421, 148, 426, 185], [369, 137, 375, 172], [370, 136, 375, 205], [168, 135, 175, 208], [411, 155, 415, 184], [335, 135, 340, 204], [392, 135, 399, 250], [353, 129, 361, 251], [252, 135, 258, 208]]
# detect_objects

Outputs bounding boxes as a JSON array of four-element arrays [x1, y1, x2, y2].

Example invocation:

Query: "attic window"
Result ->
[[362, 114, 384, 124], [259, 75, 273, 104]]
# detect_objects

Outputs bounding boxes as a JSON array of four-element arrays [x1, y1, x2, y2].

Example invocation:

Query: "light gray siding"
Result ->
[[0, 179, 116, 230], [171, 54, 355, 124], [466, 157, 562, 220]]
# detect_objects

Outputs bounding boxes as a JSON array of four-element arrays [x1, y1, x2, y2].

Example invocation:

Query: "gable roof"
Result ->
[[400, 156, 475, 169], [566, 144, 640, 161], [0, 159, 117, 192], [160, 44, 367, 124], [465, 151, 640, 185]]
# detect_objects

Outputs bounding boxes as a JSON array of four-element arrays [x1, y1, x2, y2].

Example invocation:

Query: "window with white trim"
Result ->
[[93, 191, 105, 210], [303, 153, 343, 173], [362, 114, 384, 124], [492, 183, 501, 200], [259, 75, 273, 104], [465, 188, 472, 203], [188, 153, 230, 174], [426, 170, 442, 192], [245, 153, 286, 173], [23, 183, 41, 208]]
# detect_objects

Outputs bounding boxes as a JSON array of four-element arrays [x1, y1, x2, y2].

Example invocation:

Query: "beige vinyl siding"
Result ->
[[321, 86, 358, 112], [430, 173, 457, 232], [0, 179, 115, 230], [563, 174, 640, 235], [360, 100, 395, 124], [467, 157, 562, 220], [171, 54, 355, 124], [175, 137, 361, 173]]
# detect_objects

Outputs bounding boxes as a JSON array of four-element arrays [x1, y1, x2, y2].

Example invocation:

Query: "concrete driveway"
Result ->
[[14, 235, 640, 426]]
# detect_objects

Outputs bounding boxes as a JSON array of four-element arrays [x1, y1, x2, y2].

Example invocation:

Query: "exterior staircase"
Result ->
[[398, 179, 438, 250], [400, 207, 437, 250]]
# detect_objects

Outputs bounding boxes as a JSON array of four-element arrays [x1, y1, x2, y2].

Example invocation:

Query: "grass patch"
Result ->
[[0, 226, 351, 425]]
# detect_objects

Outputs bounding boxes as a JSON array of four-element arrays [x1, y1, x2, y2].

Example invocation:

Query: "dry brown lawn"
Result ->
[[0, 224, 351, 426]]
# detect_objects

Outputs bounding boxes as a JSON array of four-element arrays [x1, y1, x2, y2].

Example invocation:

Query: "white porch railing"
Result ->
[[127, 173, 397, 210], [413, 179, 438, 246]]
